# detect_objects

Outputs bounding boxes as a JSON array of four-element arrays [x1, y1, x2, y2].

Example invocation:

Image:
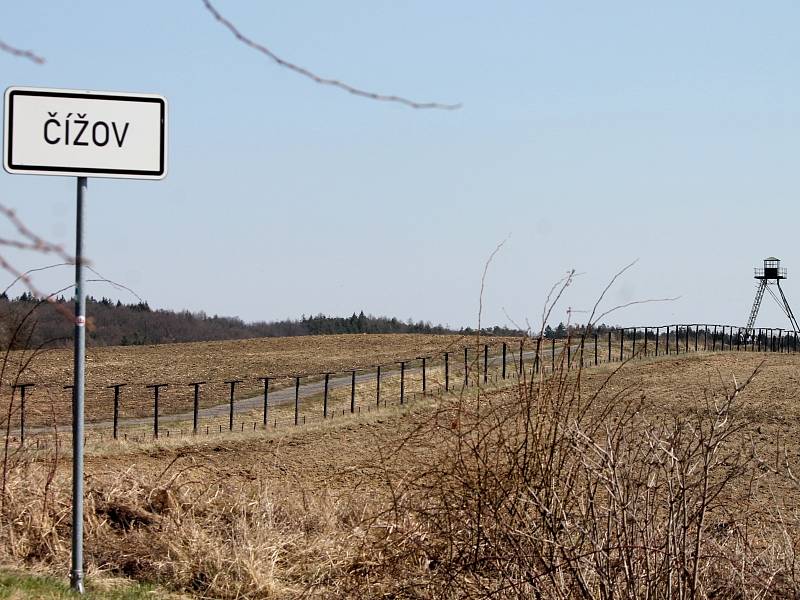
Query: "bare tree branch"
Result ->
[[591, 296, 680, 325], [2, 263, 71, 297], [86, 267, 144, 303], [0, 39, 44, 64], [585, 259, 680, 326], [585, 259, 639, 327], [2, 261, 144, 304], [0, 205, 71, 262], [0, 203, 73, 300], [540, 270, 577, 336], [201, 0, 461, 111]]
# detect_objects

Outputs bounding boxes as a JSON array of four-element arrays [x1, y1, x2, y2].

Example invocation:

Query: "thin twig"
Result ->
[[0, 204, 70, 260], [2, 263, 71, 297], [86, 266, 144, 303], [592, 297, 680, 326], [477, 237, 509, 338], [201, 0, 461, 110], [583, 259, 679, 326], [0, 39, 44, 64], [2, 262, 143, 303]]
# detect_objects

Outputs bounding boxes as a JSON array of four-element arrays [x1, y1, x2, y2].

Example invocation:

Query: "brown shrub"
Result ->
[[352, 345, 800, 598]]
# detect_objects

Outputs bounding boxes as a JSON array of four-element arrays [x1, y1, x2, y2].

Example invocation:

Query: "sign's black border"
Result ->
[[5, 89, 166, 177]]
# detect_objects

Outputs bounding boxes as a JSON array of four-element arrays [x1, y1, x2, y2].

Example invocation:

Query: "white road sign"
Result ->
[[3, 87, 167, 180]]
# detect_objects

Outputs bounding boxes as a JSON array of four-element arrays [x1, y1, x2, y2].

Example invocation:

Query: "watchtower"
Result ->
[[746, 257, 798, 333]]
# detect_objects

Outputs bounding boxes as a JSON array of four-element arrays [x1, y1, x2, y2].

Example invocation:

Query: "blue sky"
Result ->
[[1, 2, 798, 330]]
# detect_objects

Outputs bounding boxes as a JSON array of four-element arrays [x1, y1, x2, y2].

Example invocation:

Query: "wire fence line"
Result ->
[[3, 323, 796, 447]]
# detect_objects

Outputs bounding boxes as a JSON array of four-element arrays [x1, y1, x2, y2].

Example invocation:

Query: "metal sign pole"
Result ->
[[70, 176, 87, 594], [4, 86, 166, 594]]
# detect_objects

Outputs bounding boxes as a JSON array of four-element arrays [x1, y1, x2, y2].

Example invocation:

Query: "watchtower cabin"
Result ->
[[755, 257, 786, 282]]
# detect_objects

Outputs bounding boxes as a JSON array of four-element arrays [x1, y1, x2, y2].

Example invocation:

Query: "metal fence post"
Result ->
[[350, 371, 356, 413], [259, 377, 270, 425], [19, 384, 25, 445], [607, 331, 612, 362], [225, 380, 243, 431], [188, 382, 203, 434], [294, 377, 300, 425], [519, 339, 524, 376], [643, 327, 648, 357], [146, 384, 168, 439], [502, 343, 507, 379], [553, 337, 556, 370], [400, 361, 406, 404], [620, 329, 624, 361], [464, 348, 469, 386], [655, 327, 660, 356], [631, 328, 636, 359], [535, 337, 541, 373], [322, 373, 330, 418], [422, 357, 428, 393], [444, 353, 449, 391], [594, 333, 598, 366], [12, 384, 34, 445], [109, 384, 126, 440], [375, 367, 380, 407]]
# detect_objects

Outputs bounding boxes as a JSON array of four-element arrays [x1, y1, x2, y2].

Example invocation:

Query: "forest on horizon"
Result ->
[[0, 293, 527, 348]]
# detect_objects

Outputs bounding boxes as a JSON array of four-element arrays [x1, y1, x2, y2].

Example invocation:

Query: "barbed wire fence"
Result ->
[[3, 323, 795, 448]]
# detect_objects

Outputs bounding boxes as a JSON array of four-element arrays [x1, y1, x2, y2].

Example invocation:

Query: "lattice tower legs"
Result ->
[[777, 281, 800, 333], [745, 279, 767, 335]]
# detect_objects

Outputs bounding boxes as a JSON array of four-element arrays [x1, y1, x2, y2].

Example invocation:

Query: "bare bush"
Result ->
[[354, 350, 800, 598]]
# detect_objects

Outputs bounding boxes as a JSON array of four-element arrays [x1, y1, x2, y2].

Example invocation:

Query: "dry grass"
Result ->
[[2, 349, 800, 597]]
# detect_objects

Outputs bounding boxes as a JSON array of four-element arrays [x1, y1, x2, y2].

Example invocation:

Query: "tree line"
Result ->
[[0, 293, 524, 348]]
